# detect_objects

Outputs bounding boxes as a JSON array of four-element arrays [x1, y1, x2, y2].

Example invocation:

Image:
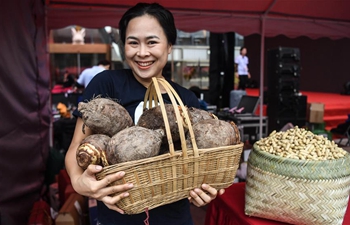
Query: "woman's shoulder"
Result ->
[[95, 69, 132, 80], [90, 69, 135, 88], [83, 69, 134, 96]]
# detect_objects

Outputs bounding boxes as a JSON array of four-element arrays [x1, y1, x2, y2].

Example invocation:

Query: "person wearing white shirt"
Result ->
[[234, 47, 251, 90], [76, 59, 111, 88]]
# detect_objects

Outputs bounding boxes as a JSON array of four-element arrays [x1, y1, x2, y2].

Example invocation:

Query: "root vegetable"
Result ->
[[76, 134, 110, 170], [78, 97, 134, 136], [137, 104, 184, 142], [137, 105, 217, 143], [187, 119, 241, 149], [106, 126, 165, 164], [187, 107, 217, 124]]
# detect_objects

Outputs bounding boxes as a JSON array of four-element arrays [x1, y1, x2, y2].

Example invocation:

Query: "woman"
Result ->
[[65, 3, 224, 225], [235, 47, 251, 90]]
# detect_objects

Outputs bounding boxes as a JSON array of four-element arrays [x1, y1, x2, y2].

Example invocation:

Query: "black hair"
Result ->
[[119, 3, 177, 45], [97, 59, 111, 66], [240, 47, 247, 54], [189, 86, 202, 99]]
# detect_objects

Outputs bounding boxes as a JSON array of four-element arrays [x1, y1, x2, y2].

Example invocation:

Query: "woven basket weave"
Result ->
[[96, 77, 243, 214], [245, 143, 350, 225]]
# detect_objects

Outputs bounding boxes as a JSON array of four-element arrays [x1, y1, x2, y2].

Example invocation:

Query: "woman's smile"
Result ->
[[136, 61, 154, 69], [124, 14, 172, 87]]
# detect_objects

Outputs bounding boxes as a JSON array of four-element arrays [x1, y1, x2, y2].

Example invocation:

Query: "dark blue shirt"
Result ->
[[74, 69, 199, 225]]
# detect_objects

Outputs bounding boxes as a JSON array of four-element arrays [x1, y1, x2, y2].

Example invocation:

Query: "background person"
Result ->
[[62, 70, 76, 88], [65, 3, 224, 225], [76, 59, 111, 88], [235, 47, 251, 90]]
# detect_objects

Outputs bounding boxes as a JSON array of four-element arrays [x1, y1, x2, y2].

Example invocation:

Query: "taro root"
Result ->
[[76, 134, 110, 170], [229, 121, 241, 145], [187, 107, 217, 124], [78, 97, 134, 136], [137, 104, 185, 142], [137, 105, 217, 143], [186, 119, 241, 149], [106, 126, 165, 164]]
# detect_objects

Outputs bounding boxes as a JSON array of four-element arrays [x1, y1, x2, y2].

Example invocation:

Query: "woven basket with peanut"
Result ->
[[255, 126, 347, 161]]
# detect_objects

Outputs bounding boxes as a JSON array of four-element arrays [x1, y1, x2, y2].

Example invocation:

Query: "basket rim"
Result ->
[[249, 143, 350, 180], [253, 143, 350, 165], [97, 142, 244, 179]]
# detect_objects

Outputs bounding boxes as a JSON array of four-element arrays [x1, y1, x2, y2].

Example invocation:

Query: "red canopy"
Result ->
[[46, 0, 350, 138], [46, 0, 350, 39]]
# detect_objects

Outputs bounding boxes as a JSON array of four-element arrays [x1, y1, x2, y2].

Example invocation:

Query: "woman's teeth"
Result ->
[[138, 62, 153, 67]]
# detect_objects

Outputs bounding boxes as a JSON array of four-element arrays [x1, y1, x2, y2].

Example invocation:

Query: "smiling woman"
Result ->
[[124, 15, 172, 86], [64, 2, 224, 225]]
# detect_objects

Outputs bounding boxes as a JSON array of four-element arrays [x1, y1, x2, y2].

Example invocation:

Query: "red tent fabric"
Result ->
[[0, 0, 50, 224], [46, 0, 350, 39], [0, 1, 348, 224], [45, 0, 350, 139]]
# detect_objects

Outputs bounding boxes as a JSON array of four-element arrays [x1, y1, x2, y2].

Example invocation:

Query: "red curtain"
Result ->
[[45, 0, 350, 40], [0, 0, 50, 224]]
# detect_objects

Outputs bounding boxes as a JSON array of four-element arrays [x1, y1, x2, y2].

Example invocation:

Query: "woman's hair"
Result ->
[[119, 3, 177, 45]]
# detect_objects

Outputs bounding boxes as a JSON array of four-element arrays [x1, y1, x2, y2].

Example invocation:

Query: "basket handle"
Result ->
[[143, 77, 199, 158]]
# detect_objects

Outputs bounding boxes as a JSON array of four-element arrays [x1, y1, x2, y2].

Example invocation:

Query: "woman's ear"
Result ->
[[168, 44, 172, 54]]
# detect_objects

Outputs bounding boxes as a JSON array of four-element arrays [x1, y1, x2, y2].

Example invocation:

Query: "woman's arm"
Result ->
[[65, 118, 133, 213]]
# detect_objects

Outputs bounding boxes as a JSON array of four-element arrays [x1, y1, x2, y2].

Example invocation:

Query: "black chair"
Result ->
[[330, 121, 350, 146]]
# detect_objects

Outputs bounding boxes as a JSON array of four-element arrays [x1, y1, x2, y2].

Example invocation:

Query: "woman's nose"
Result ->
[[137, 44, 149, 57]]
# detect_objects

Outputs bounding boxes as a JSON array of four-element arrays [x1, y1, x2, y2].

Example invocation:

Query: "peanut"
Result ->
[[256, 126, 347, 161]]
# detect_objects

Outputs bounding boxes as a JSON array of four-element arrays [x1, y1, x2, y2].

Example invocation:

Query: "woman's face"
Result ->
[[241, 48, 247, 56], [124, 14, 172, 86]]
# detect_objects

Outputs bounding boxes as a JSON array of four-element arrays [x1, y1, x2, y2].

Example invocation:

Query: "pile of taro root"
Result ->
[[76, 97, 241, 170]]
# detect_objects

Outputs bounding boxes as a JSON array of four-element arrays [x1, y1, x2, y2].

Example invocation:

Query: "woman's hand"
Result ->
[[66, 118, 134, 214], [188, 184, 225, 207], [72, 165, 133, 214]]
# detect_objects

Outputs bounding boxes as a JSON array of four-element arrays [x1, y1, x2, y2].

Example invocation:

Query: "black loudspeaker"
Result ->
[[267, 95, 307, 133], [268, 95, 307, 119], [267, 47, 301, 96], [268, 47, 300, 62], [267, 47, 306, 133], [208, 32, 235, 108], [270, 117, 307, 132]]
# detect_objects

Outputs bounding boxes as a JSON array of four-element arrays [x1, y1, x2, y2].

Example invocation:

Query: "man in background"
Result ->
[[234, 47, 250, 90], [76, 59, 111, 88]]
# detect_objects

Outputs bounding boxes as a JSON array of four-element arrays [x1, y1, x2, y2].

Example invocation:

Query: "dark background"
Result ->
[[246, 34, 350, 94]]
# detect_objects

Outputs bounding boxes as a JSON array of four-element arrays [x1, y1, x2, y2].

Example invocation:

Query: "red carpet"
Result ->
[[246, 88, 350, 131]]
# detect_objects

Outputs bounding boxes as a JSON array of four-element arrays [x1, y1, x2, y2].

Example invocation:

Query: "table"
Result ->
[[216, 111, 268, 141], [205, 182, 350, 225], [234, 115, 268, 140]]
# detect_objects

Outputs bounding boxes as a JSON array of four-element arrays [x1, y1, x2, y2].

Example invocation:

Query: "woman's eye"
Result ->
[[128, 41, 138, 45], [148, 40, 157, 45]]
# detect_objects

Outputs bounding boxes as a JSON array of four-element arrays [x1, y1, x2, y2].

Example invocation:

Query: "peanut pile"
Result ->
[[256, 126, 347, 160]]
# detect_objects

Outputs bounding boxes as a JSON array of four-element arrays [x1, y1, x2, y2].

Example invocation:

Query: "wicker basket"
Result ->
[[96, 77, 243, 214], [245, 143, 350, 225]]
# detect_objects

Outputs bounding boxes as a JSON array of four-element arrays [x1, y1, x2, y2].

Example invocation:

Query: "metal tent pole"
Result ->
[[259, 0, 277, 139], [259, 18, 266, 140]]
